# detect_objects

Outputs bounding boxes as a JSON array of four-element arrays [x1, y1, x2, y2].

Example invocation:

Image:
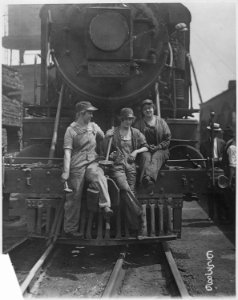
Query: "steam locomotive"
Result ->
[[3, 3, 223, 246]]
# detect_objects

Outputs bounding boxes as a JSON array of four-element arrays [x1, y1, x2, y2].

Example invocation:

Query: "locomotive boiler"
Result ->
[[3, 3, 222, 246]]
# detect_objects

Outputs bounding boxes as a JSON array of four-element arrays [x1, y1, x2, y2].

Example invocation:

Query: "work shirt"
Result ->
[[108, 126, 148, 166], [134, 116, 171, 149], [63, 121, 104, 173], [227, 144, 236, 167], [143, 122, 157, 146]]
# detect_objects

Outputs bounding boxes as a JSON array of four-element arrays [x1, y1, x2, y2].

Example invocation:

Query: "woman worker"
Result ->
[[61, 101, 113, 238], [105, 107, 148, 232], [134, 99, 171, 191]]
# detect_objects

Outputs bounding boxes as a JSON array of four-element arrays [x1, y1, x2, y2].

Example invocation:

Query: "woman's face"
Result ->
[[81, 110, 93, 123], [142, 104, 154, 118], [121, 118, 134, 129]]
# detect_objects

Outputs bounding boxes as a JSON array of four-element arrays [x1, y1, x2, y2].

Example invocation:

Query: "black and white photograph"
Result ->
[[1, 0, 236, 299]]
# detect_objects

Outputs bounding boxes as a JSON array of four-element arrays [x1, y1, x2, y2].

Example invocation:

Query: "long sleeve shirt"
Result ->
[[134, 116, 171, 150]]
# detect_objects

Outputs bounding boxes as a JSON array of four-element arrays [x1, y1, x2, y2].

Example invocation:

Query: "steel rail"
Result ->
[[25, 247, 60, 298], [20, 243, 55, 295], [20, 199, 64, 295], [162, 242, 190, 298], [102, 250, 127, 297], [3, 237, 28, 254]]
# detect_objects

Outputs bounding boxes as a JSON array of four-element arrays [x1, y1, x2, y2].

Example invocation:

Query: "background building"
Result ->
[[199, 80, 236, 143]]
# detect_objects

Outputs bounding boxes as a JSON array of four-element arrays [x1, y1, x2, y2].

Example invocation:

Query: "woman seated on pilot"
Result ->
[[105, 107, 148, 231], [134, 99, 171, 190]]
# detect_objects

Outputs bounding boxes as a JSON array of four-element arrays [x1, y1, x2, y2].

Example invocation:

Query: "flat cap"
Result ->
[[75, 101, 98, 113], [141, 99, 154, 107], [119, 107, 135, 119]]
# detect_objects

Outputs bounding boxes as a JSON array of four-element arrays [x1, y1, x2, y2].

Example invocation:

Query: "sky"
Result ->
[[1, 0, 237, 109], [185, 1, 236, 108]]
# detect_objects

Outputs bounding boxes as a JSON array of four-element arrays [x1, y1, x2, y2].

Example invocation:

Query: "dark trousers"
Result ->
[[139, 149, 169, 182], [110, 163, 142, 230]]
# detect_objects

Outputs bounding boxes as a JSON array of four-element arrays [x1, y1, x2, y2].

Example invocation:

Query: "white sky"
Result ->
[[185, 1, 236, 108]]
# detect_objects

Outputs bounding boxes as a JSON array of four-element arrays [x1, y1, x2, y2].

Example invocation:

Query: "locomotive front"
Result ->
[[40, 3, 191, 112], [3, 3, 221, 246]]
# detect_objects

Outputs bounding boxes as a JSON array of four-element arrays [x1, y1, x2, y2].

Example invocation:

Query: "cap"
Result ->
[[206, 123, 222, 131], [119, 107, 135, 120], [75, 101, 98, 113], [141, 99, 154, 108]]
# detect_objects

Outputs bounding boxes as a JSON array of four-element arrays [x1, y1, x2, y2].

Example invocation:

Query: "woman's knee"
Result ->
[[141, 151, 151, 162], [114, 177, 130, 192], [86, 167, 101, 182]]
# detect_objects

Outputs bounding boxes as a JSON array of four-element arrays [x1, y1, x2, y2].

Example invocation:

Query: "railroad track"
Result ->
[[3, 236, 28, 254], [102, 242, 189, 297], [7, 238, 51, 289], [10, 241, 189, 298]]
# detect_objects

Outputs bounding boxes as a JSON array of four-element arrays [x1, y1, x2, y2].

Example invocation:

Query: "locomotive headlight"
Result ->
[[89, 12, 129, 51]]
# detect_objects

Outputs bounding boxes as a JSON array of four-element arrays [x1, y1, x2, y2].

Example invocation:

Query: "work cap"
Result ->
[[76, 101, 98, 113], [141, 99, 154, 108], [206, 123, 222, 131], [119, 107, 135, 120]]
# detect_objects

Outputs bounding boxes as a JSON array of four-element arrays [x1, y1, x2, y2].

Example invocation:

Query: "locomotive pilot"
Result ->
[[61, 101, 113, 238], [134, 99, 171, 192]]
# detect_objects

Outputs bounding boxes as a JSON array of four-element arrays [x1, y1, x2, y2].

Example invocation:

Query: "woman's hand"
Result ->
[[61, 172, 69, 182], [128, 150, 138, 163], [130, 150, 138, 158], [149, 144, 162, 153], [109, 151, 117, 160], [105, 127, 114, 138]]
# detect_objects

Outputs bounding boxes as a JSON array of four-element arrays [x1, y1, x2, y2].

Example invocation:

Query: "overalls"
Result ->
[[64, 122, 110, 234]]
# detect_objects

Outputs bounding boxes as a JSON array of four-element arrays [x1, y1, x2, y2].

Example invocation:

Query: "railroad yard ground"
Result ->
[[2, 193, 236, 298]]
